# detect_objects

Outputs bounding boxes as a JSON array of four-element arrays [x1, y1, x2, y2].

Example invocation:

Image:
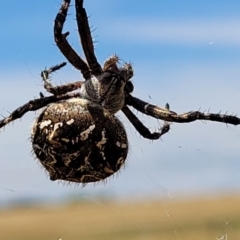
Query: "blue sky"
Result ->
[[0, 0, 240, 206]]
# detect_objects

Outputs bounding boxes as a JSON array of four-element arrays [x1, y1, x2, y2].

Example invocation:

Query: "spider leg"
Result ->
[[0, 92, 81, 130], [75, 0, 103, 75], [126, 95, 240, 126], [54, 0, 91, 80], [122, 106, 170, 140], [41, 62, 84, 95]]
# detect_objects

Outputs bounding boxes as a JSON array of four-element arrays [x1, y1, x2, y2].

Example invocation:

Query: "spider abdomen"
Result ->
[[31, 98, 128, 183]]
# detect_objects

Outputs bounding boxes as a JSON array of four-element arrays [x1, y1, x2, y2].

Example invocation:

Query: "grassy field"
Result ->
[[0, 195, 240, 240]]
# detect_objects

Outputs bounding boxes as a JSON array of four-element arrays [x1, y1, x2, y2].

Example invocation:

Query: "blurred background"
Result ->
[[0, 0, 240, 239]]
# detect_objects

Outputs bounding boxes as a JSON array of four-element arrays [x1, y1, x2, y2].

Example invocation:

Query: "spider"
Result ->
[[1, 0, 240, 184]]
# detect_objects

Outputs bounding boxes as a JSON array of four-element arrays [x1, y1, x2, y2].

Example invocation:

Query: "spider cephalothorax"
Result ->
[[1, 0, 240, 184]]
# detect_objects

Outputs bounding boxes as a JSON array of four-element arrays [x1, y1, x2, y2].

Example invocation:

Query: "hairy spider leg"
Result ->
[[0, 63, 82, 129], [122, 106, 170, 140], [0, 92, 80, 129], [75, 0, 103, 75], [41, 62, 84, 95], [54, 0, 91, 80], [127, 95, 240, 125]]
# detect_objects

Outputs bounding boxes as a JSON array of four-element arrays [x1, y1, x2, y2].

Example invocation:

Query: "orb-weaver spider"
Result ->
[[1, 0, 239, 184]]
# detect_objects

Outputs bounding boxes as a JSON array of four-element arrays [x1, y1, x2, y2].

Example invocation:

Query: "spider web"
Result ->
[[0, 80, 239, 239], [0, 0, 240, 239]]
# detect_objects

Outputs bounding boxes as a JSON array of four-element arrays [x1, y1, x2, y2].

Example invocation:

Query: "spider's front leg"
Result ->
[[0, 92, 80, 130], [0, 63, 83, 130], [122, 106, 170, 140], [41, 62, 84, 95], [127, 95, 240, 126], [75, 0, 102, 75], [54, 0, 91, 80]]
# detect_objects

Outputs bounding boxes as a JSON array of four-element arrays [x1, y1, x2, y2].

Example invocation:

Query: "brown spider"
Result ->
[[1, 0, 240, 184]]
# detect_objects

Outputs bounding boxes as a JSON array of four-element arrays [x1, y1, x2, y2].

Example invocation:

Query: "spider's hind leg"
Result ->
[[122, 106, 170, 140], [41, 62, 84, 95]]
